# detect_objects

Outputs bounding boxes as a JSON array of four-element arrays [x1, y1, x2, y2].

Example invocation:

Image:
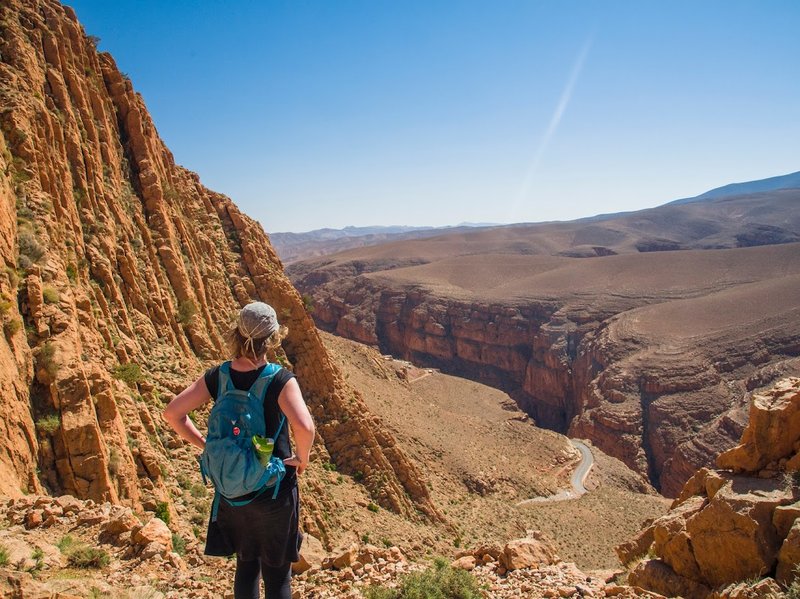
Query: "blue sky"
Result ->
[[66, 1, 800, 233]]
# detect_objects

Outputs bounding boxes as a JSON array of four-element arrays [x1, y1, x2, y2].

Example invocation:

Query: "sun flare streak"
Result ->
[[510, 37, 593, 221]]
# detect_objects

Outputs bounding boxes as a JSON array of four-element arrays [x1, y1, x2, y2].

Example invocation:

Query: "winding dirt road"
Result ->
[[516, 440, 594, 506]]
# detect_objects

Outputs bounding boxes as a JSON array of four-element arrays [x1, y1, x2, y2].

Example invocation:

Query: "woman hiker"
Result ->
[[163, 301, 315, 599]]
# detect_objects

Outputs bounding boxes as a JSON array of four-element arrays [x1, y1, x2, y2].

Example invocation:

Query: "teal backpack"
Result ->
[[199, 361, 287, 522]]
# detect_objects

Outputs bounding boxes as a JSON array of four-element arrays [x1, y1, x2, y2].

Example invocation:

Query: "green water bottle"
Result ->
[[252, 435, 275, 466]]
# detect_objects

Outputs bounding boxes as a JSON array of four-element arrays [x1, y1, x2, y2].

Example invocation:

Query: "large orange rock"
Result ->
[[628, 559, 710, 599], [615, 524, 655, 566], [685, 477, 792, 587], [717, 377, 800, 474], [652, 496, 705, 581], [620, 378, 800, 597], [776, 520, 800, 586], [499, 534, 560, 571]]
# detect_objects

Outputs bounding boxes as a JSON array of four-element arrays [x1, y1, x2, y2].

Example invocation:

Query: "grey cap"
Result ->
[[237, 302, 279, 341]]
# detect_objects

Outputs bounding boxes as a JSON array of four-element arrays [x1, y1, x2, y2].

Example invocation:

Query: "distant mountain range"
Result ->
[[269, 170, 800, 263], [669, 169, 800, 204]]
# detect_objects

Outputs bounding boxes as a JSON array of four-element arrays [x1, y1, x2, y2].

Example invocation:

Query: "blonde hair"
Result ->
[[227, 324, 288, 361]]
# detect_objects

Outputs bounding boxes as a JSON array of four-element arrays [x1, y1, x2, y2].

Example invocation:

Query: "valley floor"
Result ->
[[319, 332, 670, 570]]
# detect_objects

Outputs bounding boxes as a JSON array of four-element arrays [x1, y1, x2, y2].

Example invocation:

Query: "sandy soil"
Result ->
[[320, 332, 669, 570]]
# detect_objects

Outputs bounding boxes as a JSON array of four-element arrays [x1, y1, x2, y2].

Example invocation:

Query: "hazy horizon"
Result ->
[[66, 1, 800, 233]]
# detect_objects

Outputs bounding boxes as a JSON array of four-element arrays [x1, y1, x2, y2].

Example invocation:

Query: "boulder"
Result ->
[[773, 501, 800, 539], [330, 542, 358, 570], [776, 520, 800, 585], [685, 477, 791, 587], [652, 495, 705, 580], [499, 535, 560, 571], [628, 559, 710, 599], [292, 534, 325, 574], [717, 377, 800, 474], [710, 577, 784, 598], [101, 508, 140, 540], [672, 468, 730, 509], [451, 556, 477, 571], [131, 517, 172, 554], [615, 524, 655, 566]]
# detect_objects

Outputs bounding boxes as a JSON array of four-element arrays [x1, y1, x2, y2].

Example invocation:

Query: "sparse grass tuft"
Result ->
[[177, 299, 197, 325], [39, 341, 59, 378], [4, 319, 22, 336], [67, 545, 110, 569], [155, 501, 170, 525], [171, 533, 186, 556], [364, 557, 483, 599], [57, 534, 77, 553], [42, 286, 59, 304], [113, 363, 143, 385], [787, 566, 800, 599], [36, 413, 61, 435], [0, 543, 8, 566], [18, 230, 45, 263]]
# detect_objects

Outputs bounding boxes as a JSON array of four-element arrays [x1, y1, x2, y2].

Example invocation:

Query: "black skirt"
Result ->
[[204, 482, 302, 567]]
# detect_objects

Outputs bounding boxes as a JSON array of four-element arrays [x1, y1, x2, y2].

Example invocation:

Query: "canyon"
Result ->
[[290, 193, 800, 496]]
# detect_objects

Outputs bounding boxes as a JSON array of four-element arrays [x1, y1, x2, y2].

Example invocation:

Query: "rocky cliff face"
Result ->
[[618, 377, 800, 597], [291, 245, 800, 495], [0, 0, 438, 532]]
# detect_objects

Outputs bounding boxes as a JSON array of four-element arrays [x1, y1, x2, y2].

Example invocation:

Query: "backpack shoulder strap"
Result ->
[[217, 361, 235, 398], [247, 363, 281, 402]]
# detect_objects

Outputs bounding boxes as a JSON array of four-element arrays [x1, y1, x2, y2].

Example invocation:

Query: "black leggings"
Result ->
[[234, 558, 292, 599]]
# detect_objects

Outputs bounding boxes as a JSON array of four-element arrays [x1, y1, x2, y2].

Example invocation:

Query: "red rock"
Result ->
[[499, 536, 560, 571], [451, 556, 476, 571], [717, 377, 800, 474], [628, 559, 710, 599], [776, 520, 800, 585]]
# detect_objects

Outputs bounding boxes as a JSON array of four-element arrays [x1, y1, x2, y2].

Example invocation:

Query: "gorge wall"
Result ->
[[0, 0, 439, 537], [291, 242, 800, 496]]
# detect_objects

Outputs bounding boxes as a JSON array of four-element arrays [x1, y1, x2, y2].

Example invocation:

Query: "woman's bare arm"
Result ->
[[278, 378, 315, 475], [162, 376, 212, 450]]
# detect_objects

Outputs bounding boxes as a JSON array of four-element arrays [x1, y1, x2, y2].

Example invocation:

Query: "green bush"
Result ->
[[56, 534, 76, 553], [0, 543, 8, 566], [42, 286, 59, 304], [367, 502, 380, 513], [39, 342, 59, 378], [190, 483, 207, 498], [30, 547, 44, 572], [364, 558, 483, 599], [177, 299, 197, 325], [113, 363, 144, 385], [18, 230, 45, 263], [301, 294, 314, 312], [4, 319, 22, 336], [36, 413, 61, 435], [171, 533, 186, 556], [67, 545, 110, 569], [66, 264, 78, 282], [155, 501, 170, 525]]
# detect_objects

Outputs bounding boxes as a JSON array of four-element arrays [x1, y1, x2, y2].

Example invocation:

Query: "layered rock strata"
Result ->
[[292, 243, 800, 494], [0, 0, 438, 531], [618, 377, 800, 597]]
